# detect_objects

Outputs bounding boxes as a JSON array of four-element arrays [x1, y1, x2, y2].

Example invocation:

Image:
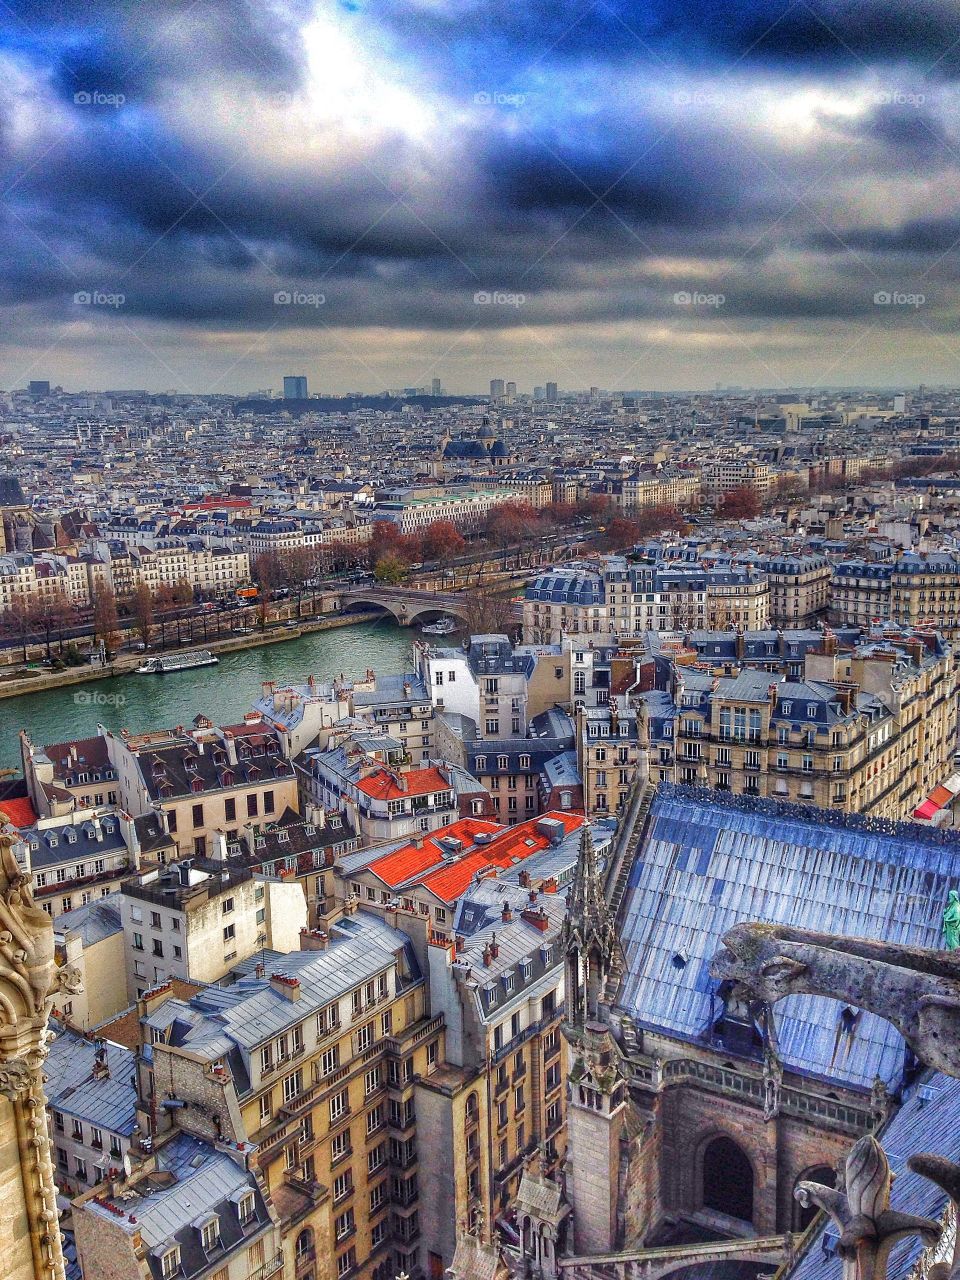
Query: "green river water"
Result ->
[[0, 620, 416, 773]]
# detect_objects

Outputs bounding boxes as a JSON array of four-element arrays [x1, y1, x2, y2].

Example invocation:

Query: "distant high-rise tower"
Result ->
[[283, 375, 308, 399], [546, 381, 558, 403], [533, 386, 545, 401], [505, 381, 516, 402], [27, 381, 50, 398], [432, 378, 442, 397], [490, 379, 505, 399]]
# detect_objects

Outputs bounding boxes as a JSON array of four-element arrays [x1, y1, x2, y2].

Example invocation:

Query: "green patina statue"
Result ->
[[943, 888, 960, 950]]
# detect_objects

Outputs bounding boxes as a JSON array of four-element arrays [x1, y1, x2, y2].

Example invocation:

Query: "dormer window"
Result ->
[[65, 829, 77, 844], [160, 1247, 181, 1279], [502, 973, 514, 993], [48, 835, 58, 848], [199, 1216, 220, 1250], [237, 1192, 256, 1225], [191, 777, 204, 793]]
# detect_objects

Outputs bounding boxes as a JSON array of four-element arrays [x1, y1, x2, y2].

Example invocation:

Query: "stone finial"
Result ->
[[795, 1135, 941, 1280]]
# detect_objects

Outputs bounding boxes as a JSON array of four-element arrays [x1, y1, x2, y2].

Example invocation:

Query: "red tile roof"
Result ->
[[364, 810, 584, 902], [356, 766, 452, 802], [367, 818, 502, 888], [0, 797, 38, 828], [419, 811, 584, 904]]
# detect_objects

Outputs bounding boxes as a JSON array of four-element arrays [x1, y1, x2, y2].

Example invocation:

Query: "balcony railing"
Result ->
[[250, 1254, 285, 1280]]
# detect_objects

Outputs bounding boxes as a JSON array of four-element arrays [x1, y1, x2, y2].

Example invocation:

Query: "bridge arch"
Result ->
[[338, 589, 471, 627], [338, 595, 409, 624]]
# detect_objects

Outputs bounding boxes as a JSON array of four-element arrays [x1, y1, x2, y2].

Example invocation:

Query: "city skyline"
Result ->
[[3, 1, 960, 393]]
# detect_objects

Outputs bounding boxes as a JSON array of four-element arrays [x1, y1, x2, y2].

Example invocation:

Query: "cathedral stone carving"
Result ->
[[0, 830, 68, 1280]]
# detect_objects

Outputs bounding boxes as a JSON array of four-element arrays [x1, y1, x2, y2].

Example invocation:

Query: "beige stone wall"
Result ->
[[567, 1097, 624, 1253], [0, 1095, 37, 1280], [527, 654, 570, 719], [73, 1208, 141, 1280], [79, 930, 127, 1027]]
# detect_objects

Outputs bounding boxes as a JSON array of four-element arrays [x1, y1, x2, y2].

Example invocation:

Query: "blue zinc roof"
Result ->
[[617, 785, 960, 1090]]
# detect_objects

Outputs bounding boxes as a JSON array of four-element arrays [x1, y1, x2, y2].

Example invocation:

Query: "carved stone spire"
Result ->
[[0, 829, 74, 1280], [562, 824, 622, 1026]]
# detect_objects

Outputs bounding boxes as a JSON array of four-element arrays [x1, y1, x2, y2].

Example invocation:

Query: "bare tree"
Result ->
[[461, 586, 517, 637], [91, 585, 120, 657], [131, 582, 154, 648]]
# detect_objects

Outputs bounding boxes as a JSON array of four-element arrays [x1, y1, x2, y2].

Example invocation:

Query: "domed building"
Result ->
[[436, 425, 512, 472]]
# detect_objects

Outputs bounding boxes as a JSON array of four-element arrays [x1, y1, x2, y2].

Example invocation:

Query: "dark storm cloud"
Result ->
[[7, 0, 315, 98], [3, 0, 960, 388], [375, 0, 960, 81]]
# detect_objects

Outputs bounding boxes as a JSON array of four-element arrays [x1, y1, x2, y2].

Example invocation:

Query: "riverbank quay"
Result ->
[[0, 609, 383, 701]]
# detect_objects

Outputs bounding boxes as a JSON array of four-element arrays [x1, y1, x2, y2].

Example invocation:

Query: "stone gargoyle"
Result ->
[[710, 923, 960, 1079]]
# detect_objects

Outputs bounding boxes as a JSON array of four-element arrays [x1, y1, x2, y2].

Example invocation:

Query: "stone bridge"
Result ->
[[558, 1233, 793, 1280], [338, 586, 475, 626]]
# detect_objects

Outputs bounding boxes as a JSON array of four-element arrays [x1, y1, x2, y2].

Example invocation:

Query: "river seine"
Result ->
[[0, 620, 415, 773]]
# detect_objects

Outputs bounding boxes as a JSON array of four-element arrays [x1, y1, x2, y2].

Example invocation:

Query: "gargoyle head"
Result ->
[[711, 923, 810, 1001]]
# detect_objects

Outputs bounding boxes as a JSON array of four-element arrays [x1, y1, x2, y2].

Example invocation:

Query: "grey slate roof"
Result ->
[[617, 785, 960, 1090], [45, 1027, 137, 1135], [55, 895, 122, 946], [86, 1131, 272, 1280], [144, 911, 420, 1074]]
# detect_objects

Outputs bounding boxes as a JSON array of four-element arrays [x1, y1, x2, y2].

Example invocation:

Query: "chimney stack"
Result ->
[[270, 973, 301, 1000]]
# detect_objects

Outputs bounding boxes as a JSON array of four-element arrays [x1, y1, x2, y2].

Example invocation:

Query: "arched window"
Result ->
[[795, 1166, 835, 1231], [296, 1228, 314, 1260], [702, 1135, 754, 1223]]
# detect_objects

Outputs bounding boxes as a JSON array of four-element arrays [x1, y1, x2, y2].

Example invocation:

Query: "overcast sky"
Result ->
[[3, 0, 960, 394]]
